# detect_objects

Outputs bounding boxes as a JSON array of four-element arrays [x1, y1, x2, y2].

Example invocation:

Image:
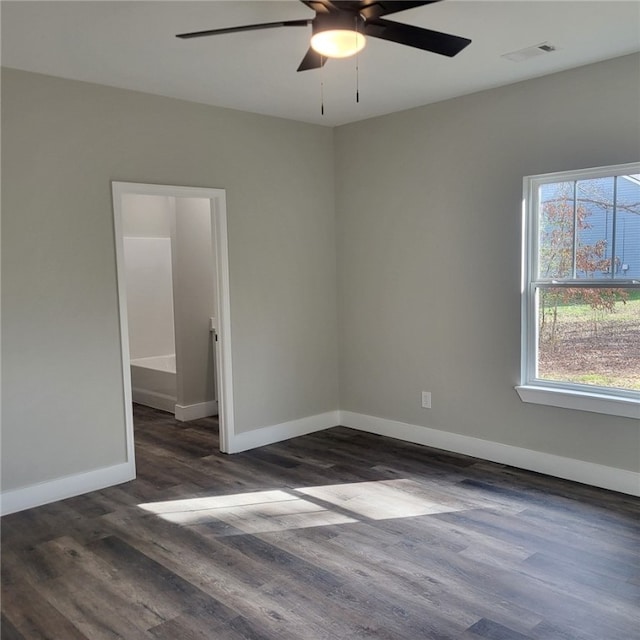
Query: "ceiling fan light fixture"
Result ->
[[310, 13, 366, 59], [311, 29, 366, 58]]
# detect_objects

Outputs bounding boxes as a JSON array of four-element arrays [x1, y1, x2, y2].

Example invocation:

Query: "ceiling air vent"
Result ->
[[501, 42, 557, 62]]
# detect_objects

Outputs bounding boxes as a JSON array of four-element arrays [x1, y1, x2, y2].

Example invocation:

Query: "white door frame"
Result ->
[[111, 181, 235, 457]]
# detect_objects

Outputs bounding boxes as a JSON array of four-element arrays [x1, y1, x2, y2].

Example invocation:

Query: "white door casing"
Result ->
[[111, 181, 235, 459]]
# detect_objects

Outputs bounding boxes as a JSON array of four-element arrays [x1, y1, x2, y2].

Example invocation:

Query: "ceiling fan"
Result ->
[[176, 1, 471, 71]]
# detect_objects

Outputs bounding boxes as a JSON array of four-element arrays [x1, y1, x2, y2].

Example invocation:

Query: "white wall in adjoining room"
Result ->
[[122, 194, 176, 361], [123, 236, 176, 361], [122, 194, 173, 238]]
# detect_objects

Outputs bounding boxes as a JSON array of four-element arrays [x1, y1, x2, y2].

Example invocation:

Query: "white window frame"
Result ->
[[516, 162, 640, 420]]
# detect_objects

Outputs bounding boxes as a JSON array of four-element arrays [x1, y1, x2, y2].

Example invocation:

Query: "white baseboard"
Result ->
[[132, 388, 176, 414], [0, 461, 136, 516], [229, 411, 340, 453], [4, 409, 635, 516], [174, 400, 218, 422], [339, 411, 640, 497]]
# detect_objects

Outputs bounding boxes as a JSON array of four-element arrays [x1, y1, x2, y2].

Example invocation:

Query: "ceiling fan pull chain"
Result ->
[[320, 55, 325, 115], [355, 17, 360, 104]]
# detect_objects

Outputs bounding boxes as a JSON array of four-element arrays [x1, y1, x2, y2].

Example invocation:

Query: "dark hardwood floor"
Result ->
[[2, 404, 639, 639]]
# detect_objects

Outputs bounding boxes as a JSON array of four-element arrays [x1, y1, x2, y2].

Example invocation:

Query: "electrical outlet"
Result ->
[[421, 391, 432, 409]]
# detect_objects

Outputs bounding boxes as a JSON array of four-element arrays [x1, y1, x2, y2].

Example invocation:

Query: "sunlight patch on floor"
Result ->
[[138, 479, 465, 534], [297, 479, 465, 520], [138, 490, 357, 532]]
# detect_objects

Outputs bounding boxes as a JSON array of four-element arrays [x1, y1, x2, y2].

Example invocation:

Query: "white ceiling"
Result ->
[[2, 1, 639, 126]]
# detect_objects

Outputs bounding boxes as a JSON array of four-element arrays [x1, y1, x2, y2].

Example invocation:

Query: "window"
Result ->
[[517, 162, 640, 419]]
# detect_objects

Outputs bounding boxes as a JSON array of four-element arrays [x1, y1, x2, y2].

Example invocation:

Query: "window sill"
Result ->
[[515, 385, 640, 419]]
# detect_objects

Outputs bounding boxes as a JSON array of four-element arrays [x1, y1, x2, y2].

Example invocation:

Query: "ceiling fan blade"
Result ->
[[364, 18, 470, 57], [297, 48, 327, 71], [299, 0, 339, 14], [176, 19, 310, 39], [358, 1, 442, 20]]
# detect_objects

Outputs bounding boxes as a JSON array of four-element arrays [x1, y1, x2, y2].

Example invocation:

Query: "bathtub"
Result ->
[[130, 354, 177, 414]]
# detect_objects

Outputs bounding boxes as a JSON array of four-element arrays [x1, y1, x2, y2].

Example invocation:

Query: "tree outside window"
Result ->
[[522, 166, 640, 398]]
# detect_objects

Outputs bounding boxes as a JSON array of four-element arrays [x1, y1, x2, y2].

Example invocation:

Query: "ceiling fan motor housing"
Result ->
[[312, 11, 365, 36]]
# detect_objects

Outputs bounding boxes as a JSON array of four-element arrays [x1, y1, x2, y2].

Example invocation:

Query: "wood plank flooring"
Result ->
[[2, 404, 639, 639]]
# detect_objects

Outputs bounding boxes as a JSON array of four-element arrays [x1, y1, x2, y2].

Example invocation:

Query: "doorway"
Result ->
[[112, 182, 234, 459]]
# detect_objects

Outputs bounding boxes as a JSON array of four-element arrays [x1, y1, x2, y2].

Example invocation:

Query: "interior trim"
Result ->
[[0, 461, 136, 516], [229, 411, 341, 453], [4, 408, 636, 515], [132, 388, 176, 414], [111, 181, 235, 457], [340, 411, 640, 497], [174, 401, 218, 422], [515, 385, 639, 419]]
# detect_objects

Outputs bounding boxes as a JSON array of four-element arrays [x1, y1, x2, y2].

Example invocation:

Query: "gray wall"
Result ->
[[2, 55, 638, 496], [335, 53, 640, 472], [1, 68, 339, 491]]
